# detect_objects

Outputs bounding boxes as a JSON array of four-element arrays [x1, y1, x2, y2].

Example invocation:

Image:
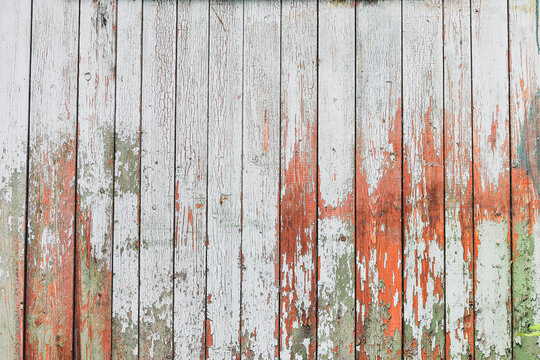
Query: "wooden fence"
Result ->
[[1, 0, 539, 359]]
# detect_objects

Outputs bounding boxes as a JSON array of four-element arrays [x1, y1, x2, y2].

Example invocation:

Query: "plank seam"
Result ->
[[315, 1, 320, 357], [277, 1, 282, 358], [239, 0, 245, 358], [72, 0, 82, 357], [442, 1, 447, 358], [506, 0, 514, 355], [110, 0, 119, 356], [353, 0, 358, 358], [400, 0, 405, 358], [137, 2, 144, 358], [204, 0, 211, 358], [22, 0, 35, 357], [172, 0, 179, 358], [469, 0, 475, 355]]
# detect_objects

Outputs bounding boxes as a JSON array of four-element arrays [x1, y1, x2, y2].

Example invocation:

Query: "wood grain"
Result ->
[[139, 1, 176, 358], [471, 0, 512, 357], [509, 0, 540, 356], [174, 0, 209, 358], [0, 1, 31, 359], [443, 1, 474, 358], [206, 0, 243, 358], [241, 1, 280, 358], [402, 0, 445, 358], [356, 1, 402, 358], [280, 1, 318, 358], [75, 1, 116, 358], [25, 1, 79, 358], [112, 0, 142, 358], [317, 1, 355, 359], [6, 2, 540, 358]]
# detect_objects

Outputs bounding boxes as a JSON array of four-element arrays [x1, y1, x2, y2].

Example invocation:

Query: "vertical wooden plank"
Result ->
[[471, 0, 512, 358], [140, 1, 176, 358], [443, 1, 474, 358], [356, 1, 402, 358], [241, 1, 280, 358], [75, 1, 116, 358], [112, 0, 141, 359], [207, 0, 243, 358], [509, 0, 540, 357], [317, 1, 355, 359], [402, 0, 445, 358], [174, 0, 208, 358], [280, 0, 317, 358], [25, 0, 79, 358], [0, 1, 31, 358]]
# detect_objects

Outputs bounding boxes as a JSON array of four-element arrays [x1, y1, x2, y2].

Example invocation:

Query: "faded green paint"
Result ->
[[404, 302, 445, 359], [361, 294, 401, 359], [26, 139, 76, 360], [288, 323, 316, 359], [0, 170, 26, 359], [112, 126, 140, 360], [513, 219, 540, 358], [115, 134, 140, 196], [76, 123, 114, 359], [519, 92, 540, 192], [475, 219, 511, 359], [139, 295, 173, 359], [513, 92, 540, 358], [318, 225, 355, 360], [77, 223, 113, 357]]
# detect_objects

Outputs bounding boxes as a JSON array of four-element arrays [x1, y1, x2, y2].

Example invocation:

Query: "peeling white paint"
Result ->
[[475, 219, 510, 358], [206, 2, 244, 358], [111, 1, 141, 358], [139, 1, 176, 357], [241, 1, 280, 358], [445, 211, 472, 358], [0, 3, 29, 347]]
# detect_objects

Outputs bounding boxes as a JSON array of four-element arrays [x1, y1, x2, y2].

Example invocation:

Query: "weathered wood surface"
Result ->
[[280, 1, 318, 358], [111, 0, 141, 359], [510, 0, 540, 358], [206, 0, 243, 358], [0, 1, 31, 359], [241, 1, 280, 358], [3, 0, 540, 358], [139, 1, 176, 358], [471, 0, 512, 358], [403, 0, 445, 358], [75, 1, 116, 358], [174, 1, 208, 359], [356, 1, 402, 358], [25, 1, 79, 358], [317, 1, 355, 359], [443, 0, 474, 358]]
